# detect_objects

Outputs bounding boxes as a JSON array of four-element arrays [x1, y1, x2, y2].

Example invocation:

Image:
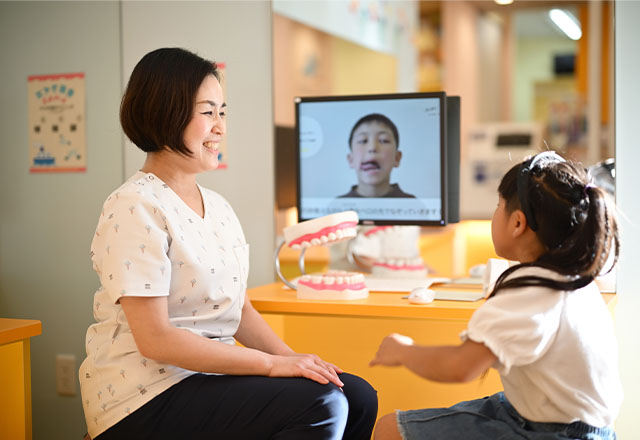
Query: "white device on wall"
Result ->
[[460, 122, 542, 219]]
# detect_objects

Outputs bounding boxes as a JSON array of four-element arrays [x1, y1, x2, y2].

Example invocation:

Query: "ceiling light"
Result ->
[[549, 8, 582, 40], [494, 0, 514, 5]]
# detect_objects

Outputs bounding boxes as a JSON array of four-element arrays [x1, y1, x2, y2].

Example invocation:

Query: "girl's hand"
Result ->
[[369, 333, 414, 367], [269, 353, 344, 387]]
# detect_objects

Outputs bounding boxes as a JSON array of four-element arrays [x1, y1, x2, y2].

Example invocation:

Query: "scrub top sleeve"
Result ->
[[93, 191, 172, 304], [461, 287, 563, 373]]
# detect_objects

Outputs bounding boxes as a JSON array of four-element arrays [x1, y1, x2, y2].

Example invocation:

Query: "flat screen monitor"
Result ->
[[295, 92, 454, 226]]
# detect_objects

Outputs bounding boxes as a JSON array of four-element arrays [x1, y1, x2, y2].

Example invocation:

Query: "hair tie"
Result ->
[[516, 151, 566, 231], [583, 183, 595, 196]]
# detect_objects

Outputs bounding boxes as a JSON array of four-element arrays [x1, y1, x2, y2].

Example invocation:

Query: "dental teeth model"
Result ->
[[297, 271, 368, 300], [351, 225, 428, 279], [283, 211, 359, 250], [275, 211, 369, 300], [371, 257, 428, 279]]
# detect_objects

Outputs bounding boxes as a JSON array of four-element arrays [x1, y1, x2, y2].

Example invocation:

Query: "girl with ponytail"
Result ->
[[370, 151, 622, 440]]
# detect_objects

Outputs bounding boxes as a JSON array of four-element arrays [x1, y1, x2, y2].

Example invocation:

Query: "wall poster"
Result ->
[[28, 72, 86, 173]]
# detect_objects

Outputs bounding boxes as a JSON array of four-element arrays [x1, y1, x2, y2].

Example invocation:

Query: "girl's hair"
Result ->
[[488, 151, 619, 298]]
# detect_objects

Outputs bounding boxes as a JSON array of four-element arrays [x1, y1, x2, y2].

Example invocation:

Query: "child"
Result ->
[[370, 151, 623, 440], [338, 113, 415, 198]]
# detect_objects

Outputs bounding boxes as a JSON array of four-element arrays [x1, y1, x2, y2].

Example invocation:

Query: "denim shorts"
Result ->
[[396, 392, 616, 440]]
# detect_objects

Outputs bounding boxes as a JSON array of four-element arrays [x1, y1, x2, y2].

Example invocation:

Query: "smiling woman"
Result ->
[[79, 47, 377, 440]]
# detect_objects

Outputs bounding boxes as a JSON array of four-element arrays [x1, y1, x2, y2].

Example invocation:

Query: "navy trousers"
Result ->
[[95, 372, 378, 440]]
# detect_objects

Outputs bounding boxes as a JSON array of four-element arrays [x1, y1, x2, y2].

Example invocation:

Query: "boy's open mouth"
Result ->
[[360, 160, 380, 171]]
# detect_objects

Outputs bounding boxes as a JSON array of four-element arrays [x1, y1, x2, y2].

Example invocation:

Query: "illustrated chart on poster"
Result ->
[[28, 73, 87, 173]]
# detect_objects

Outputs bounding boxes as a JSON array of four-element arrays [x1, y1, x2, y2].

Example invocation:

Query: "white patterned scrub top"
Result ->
[[79, 171, 250, 438]]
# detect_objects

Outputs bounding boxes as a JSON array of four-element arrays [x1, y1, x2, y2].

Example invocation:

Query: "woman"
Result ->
[[79, 47, 377, 440]]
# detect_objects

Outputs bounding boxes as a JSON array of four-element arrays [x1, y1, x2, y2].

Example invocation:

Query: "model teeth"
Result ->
[[299, 271, 366, 287]]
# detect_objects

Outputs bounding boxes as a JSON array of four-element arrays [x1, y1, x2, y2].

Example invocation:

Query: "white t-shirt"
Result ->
[[79, 171, 249, 438], [461, 266, 623, 428]]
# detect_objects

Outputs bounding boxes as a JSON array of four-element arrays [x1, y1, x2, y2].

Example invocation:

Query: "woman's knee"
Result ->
[[288, 381, 349, 438], [340, 373, 378, 412], [293, 379, 349, 425]]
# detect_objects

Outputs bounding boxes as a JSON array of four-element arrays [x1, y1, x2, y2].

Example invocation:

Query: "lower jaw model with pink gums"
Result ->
[[371, 258, 428, 278], [276, 211, 369, 300], [297, 270, 368, 300]]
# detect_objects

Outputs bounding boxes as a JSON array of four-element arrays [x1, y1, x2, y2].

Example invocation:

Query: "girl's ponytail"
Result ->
[[488, 153, 619, 298]]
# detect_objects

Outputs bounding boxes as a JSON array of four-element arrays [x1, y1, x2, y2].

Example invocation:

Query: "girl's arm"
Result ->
[[370, 333, 497, 383], [120, 295, 343, 387]]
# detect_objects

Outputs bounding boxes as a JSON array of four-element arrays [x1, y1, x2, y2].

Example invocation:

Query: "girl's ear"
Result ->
[[510, 209, 528, 238]]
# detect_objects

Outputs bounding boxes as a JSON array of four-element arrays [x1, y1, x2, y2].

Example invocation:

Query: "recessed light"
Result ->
[[549, 8, 582, 40]]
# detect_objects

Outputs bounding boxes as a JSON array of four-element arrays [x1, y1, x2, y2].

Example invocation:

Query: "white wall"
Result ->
[[121, 1, 275, 288], [0, 2, 274, 439], [613, 1, 640, 437], [0, 2, 123, 438]]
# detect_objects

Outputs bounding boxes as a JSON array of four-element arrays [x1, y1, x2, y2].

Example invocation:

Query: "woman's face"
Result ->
[[182, 74, 226, 172], [347, 121, 401, 187]]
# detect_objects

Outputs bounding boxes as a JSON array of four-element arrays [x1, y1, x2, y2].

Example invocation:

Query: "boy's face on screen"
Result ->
[[347, 121, 401, 188]]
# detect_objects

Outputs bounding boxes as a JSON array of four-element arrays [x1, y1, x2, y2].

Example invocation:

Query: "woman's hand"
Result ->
[[369, 333, 414, 367], [269, 353, 344, 388]]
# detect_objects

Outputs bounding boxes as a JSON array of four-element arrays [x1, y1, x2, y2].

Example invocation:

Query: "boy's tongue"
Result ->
[[361, 160, 380, 171]]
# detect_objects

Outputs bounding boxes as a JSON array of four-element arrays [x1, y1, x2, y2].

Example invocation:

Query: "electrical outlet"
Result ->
[[56, 354, 77, 396]]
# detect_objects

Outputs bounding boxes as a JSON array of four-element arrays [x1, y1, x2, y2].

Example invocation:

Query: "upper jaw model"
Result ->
[[278, 211, 369, 300], [284, 211, 359, 249]]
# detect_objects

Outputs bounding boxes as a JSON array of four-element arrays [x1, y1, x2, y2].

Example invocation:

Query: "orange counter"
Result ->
[[249, 283, 617, 422], [249, 282, 503, 420], [0, 318, 41, 440]]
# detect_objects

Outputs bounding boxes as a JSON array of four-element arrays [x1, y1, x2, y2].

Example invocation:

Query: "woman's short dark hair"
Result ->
[[348, 113, 399, 149], [120, 47, 219, 156]]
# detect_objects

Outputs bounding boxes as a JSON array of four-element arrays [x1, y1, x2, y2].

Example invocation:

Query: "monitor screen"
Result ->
[[295, 92, 448, 226]]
